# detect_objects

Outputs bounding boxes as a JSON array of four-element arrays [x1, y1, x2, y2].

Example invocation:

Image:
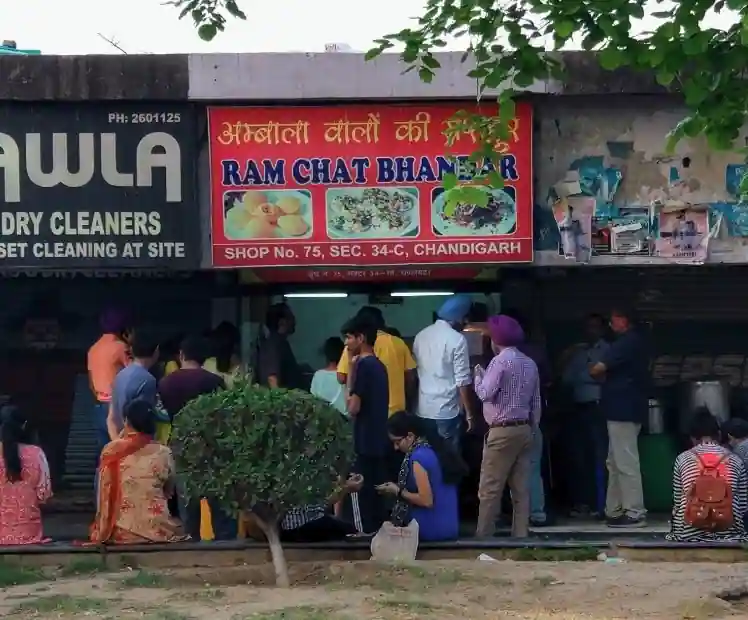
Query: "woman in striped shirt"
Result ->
[[667, 408, 748, 542]]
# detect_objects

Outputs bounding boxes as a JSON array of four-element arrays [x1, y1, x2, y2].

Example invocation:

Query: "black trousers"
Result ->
[[567, 401, 608, 510], [346, 454, 389, 534], [280, 515, 356, 542]]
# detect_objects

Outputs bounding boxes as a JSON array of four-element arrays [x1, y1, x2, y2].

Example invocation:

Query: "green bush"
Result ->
[[170, 380, 354, 586]]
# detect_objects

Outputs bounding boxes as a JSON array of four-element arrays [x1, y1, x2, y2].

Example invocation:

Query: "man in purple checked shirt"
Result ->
[[473, 315, 541, 538]]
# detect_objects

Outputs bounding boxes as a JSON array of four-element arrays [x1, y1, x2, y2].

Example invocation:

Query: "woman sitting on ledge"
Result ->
[[91, 399, 187, 545], [667, 408, 747, 543], [376, 411, 465, 542], [0, 405, 52, 545]]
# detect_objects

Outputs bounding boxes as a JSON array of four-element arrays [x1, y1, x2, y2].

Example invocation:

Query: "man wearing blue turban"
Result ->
[[412, 295, 478, 453]]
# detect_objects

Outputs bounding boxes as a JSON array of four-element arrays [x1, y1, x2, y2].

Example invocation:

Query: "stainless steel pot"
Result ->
[[679, 379, 731, 434], [647, 399, 665, 434]]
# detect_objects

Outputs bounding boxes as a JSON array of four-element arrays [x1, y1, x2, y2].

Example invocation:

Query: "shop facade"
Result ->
[[192, 52, 748, 522], [0, 101, 210, 489]]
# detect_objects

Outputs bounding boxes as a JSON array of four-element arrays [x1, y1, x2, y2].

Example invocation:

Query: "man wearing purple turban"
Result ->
[[473, 315, 541, 538]]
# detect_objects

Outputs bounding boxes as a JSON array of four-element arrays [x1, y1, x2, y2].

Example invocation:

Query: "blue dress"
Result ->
[[406, 445, 459, 541]]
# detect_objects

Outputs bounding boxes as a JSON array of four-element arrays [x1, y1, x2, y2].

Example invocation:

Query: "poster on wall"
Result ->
[[552, 196, 594, 262], [207, 104, 533, 268], [655, 207, 709, 262], [0, 104, 198, 269]]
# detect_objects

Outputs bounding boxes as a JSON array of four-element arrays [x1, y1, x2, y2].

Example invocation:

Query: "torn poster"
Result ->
[[553, 196, 595, 263], [655, 207, 709, 263]]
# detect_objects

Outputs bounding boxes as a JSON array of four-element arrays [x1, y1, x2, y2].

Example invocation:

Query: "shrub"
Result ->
[[171, 380, 353, 586]]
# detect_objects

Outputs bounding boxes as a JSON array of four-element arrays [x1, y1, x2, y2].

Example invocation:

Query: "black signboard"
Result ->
[[0, 103, 198, 268]]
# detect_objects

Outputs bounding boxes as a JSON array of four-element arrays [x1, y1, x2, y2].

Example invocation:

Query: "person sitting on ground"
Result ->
[[724, 418, 748, 465], [375, 411, 466, 542], [277, 474, 364, 542], [0, 405, 52, 545], [310, 337, 348, 416], [666, 408, 748, 543], [90, 399, 188, 545]]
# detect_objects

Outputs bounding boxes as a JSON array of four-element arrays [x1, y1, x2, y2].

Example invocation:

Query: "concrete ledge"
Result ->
[[188, 50, 673, 101], [0, 55, 190, 101], [0, 51, 676, 102], [0, 539, 746, 567]]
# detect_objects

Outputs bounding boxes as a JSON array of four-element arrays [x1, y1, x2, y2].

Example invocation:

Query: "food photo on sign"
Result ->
[[206, 103, 533, 268]]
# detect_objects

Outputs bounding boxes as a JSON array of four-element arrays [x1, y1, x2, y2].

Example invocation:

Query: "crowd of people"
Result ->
[[1, 298, 748, 546]]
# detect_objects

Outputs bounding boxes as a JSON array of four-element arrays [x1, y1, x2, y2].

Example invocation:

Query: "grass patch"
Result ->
[[58, 556, 107, 577], [508, 547, 598, 562], [118, 569, 166, 589], [174, 588, 226, 601], [526, 574, 558, 591], [326, 562, 478, 592], [241, 606, 346, 620], [0, 560, 48, 587], [139, 610, 195, 620], [677, 597, 734, 620], [376, 598, 440, 612], [14, 594, 109, 614]]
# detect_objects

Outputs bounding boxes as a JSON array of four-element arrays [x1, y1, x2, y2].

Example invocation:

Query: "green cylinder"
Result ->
[[638, 434, 680, 513]]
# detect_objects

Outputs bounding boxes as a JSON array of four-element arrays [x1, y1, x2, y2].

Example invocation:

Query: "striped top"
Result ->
[[474, 347, 541, 427], [666, 442, 748, 543]]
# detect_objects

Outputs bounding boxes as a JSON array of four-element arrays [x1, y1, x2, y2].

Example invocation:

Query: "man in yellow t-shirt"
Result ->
[[337, 307, 416, 415]]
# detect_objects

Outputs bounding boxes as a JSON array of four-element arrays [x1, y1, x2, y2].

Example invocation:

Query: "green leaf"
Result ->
[[418, 67, 434, 83], [460, 185, 491, 208], [514, 72, 535, 88], [487, 170, 504, 188], [498, 97, 516, 125], [599, 47, 625, 70], [443, 173, 458, 191], [198, 24, 218, 41], [422, 54, 441, 69], [554, 20, 575, 39], [656, 71, 675, 86], [683, 33, 708, 55], [225, 0, 246, 19]]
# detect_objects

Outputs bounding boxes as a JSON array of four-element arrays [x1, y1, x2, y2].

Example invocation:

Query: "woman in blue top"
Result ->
[[376, 411, 466, 541]]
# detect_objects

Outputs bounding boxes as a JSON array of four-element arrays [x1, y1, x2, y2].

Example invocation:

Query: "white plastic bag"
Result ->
[[370, 520, 419, 562]]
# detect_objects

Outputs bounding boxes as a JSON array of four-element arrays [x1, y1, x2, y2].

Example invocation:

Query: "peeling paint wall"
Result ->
[[534, 96, 748, 264]]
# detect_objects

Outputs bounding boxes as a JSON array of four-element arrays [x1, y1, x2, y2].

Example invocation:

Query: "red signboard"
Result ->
[[208, 103, 533, 268], [240, 265, 499, 284]]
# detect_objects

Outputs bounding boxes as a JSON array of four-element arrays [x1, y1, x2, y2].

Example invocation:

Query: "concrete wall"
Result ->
[[4, 51, 746, 268], [533, 96, 748, 265]]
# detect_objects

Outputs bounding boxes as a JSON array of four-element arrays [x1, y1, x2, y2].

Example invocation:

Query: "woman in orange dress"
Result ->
[[0, 405, 52, 545], [90, 399, 187, 544]]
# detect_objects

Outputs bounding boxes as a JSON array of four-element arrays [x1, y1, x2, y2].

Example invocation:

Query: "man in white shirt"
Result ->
[[413, 295, 476, 453]]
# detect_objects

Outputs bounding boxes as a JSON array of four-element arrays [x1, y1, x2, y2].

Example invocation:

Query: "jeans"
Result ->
[[529, 427, 546, 521], [427, 415, 463, 455], [176, 478, 237, 540]]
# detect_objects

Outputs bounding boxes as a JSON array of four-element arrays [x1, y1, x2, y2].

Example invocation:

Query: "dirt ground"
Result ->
[[0, 559, 746, 619]]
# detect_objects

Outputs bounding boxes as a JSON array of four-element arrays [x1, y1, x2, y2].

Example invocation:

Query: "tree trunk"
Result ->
[[256, 517, 290, 587]]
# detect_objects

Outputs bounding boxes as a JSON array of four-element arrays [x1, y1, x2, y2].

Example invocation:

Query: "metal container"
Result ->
[[679, 379, 731, 434], [647, 399, 665, 434]]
